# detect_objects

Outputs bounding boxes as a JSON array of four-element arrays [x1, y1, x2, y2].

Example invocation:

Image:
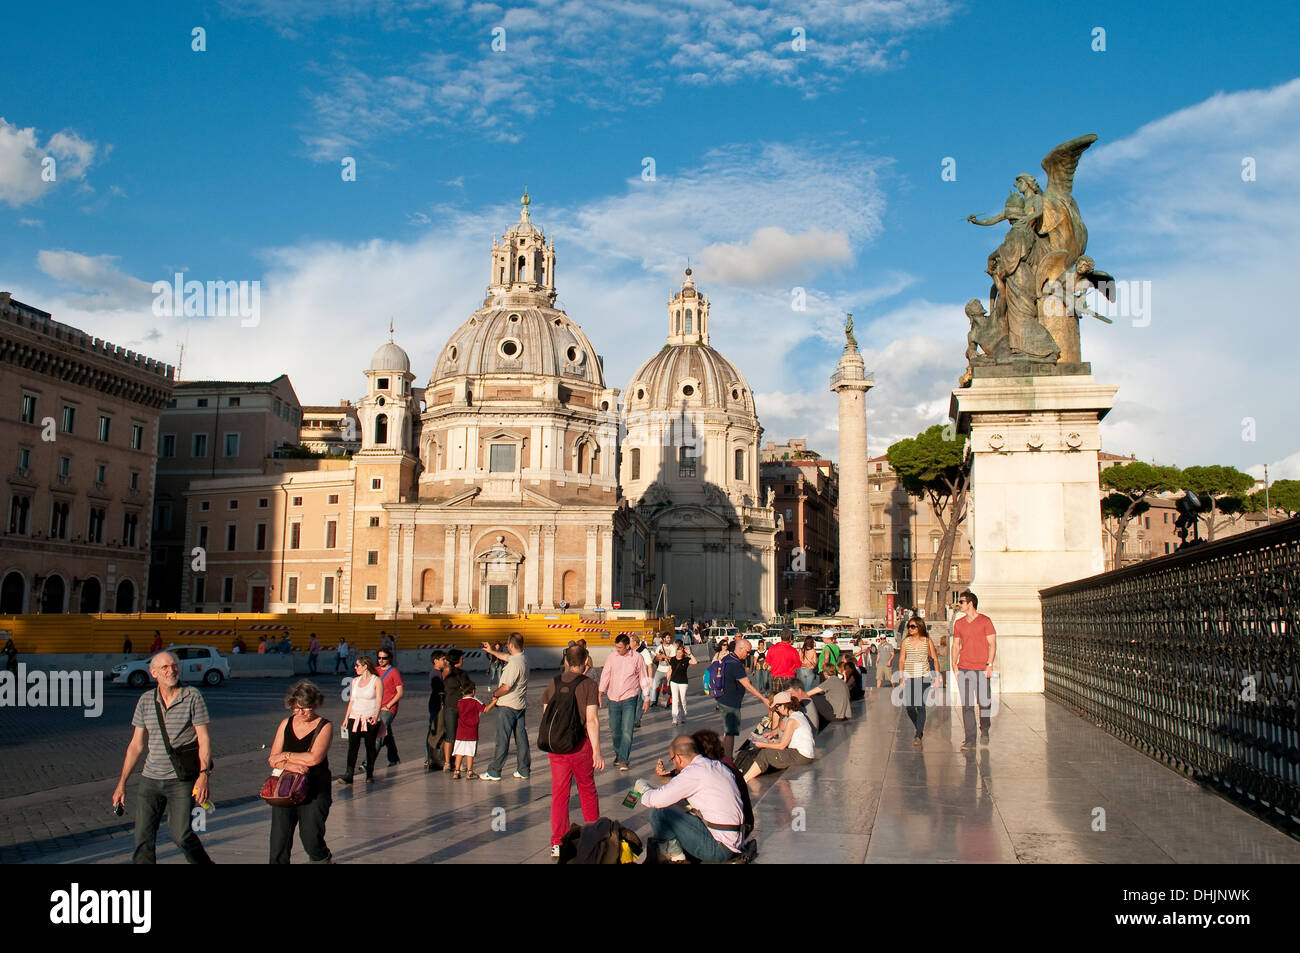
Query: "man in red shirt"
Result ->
[[951, 590, 996, 750], [375, 649, 405, 766], [765, 630, 799, 694]]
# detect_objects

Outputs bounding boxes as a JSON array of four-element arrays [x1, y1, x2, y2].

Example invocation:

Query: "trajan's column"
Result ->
[[831, 315, 874, 621]]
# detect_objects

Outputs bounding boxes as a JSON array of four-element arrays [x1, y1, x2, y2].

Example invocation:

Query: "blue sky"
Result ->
[[4, 0, 1299, 476]]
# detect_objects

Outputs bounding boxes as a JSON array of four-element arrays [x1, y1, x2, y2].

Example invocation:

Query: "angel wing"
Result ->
[[1088, 268, 1117, 301], [1040, 134, 1098, 198]]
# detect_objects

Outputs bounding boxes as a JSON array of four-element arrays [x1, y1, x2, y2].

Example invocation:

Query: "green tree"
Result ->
[[1180, 465, 1255, 540], [1249, 478, 1300, 518], [1099, 462, 1181, 570], [886, 424, 969, 619]]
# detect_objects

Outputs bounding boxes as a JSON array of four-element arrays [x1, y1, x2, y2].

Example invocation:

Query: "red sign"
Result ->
[[885, 594, 895, 628], [612, 601, 621, 609]]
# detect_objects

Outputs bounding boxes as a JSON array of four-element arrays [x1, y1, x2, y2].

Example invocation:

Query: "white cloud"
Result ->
[[239, 0, 957, 155], [0, 118, 99, 207], [36, 250, 154, 311], [1084, 77, 1300, 473], [699, 227, 852, 286], [1247, 451, 1300, 482]]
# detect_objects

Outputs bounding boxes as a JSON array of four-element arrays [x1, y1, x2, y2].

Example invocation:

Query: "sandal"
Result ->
[[466, 771, 478, 779], [452, 770, 461, 779]]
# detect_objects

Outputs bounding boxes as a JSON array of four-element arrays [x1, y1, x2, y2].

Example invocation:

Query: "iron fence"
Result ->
[[1041, 517, 1300, 836]]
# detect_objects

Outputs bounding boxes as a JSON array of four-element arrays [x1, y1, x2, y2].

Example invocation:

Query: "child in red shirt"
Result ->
[[452, 681, 494, 779]]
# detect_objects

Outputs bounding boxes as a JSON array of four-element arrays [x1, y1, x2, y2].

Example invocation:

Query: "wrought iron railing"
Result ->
[[1041, 517, 1300, 836]]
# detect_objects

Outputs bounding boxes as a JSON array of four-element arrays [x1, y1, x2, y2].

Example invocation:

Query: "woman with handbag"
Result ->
[[338, 656, 382, 784], [899, 618, 939, 746], [266, 680, 333, 863]]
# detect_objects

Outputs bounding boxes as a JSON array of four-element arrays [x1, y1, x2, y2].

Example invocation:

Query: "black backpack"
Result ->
[[537, 673, 588, 754], [559, 818, 643, 864]]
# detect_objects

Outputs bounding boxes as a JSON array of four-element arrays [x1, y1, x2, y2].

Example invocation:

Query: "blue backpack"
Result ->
[[705, 657, 728, 699]]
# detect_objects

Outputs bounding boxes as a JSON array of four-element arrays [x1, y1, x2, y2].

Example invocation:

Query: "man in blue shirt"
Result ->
[[718, 638, 772, 760]]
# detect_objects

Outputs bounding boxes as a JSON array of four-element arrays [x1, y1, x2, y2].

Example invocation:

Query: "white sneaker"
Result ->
[[513, 771, 529, 780], [660, 838, 687, 863]]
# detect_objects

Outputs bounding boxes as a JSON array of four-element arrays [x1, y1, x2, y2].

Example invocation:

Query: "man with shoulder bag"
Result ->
[[112, 651, 215, 863]]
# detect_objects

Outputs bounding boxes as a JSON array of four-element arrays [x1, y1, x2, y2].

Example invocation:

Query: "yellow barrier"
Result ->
[[0, 612, 678, 655]]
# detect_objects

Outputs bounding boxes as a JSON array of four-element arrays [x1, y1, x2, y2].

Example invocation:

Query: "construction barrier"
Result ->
[[0, 612, 677, 655]]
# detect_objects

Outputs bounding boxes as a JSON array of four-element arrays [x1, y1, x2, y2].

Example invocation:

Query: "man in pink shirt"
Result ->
[[598, 634, 652, 771], [636, 735, 744, 863]]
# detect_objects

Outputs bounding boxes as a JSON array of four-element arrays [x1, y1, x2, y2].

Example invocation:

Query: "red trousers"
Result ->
[[548, 739, 599, 846]]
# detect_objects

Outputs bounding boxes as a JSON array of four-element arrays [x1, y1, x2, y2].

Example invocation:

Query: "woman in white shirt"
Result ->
[[337, 656, 383, 784], [742, 691, 815, 782]]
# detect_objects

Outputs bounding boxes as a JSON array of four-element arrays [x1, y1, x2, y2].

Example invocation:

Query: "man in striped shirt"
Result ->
[[598, 635, 651, 771], [112, 651, 214, 864]]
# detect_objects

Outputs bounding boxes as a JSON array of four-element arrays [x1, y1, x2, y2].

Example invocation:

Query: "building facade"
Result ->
[[759, 455, 838, 614], [1, 293, 173, 614], [149, 376, 303, 609], [181, 196, 653, 616], [621, 269, 779, 622], [300, 402, 360, 456], [866, 453, 972, 622]]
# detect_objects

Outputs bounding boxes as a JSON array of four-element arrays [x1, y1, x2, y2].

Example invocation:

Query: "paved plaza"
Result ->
[[3, 669, 1297, 864]]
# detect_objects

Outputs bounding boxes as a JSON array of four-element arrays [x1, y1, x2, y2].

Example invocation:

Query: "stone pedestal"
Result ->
[[951, 372, 1116, 693]]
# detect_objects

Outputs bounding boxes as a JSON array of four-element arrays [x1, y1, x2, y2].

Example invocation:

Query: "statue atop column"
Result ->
[[961, 134, 1113, 380]]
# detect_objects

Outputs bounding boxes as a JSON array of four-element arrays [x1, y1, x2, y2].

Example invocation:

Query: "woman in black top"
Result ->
[[668, 641, 697, 727], [268, 680, 333, 863]]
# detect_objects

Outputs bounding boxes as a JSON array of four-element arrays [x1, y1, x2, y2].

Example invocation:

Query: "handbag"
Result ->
[[153, 690, 202, 782], [260, 768, 311, 807]]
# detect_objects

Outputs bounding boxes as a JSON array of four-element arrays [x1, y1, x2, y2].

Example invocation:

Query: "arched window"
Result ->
[[40, 574, 66, 613], [79, 577, 102, 613], [684, 309, 693, 333], [517, 255, 526, 280], [630, 447, 640, 481], [734, 448, 745, 480], [374, 414, 388, 445], [0, 571, 25, 613], [114, 578, 135, 613]]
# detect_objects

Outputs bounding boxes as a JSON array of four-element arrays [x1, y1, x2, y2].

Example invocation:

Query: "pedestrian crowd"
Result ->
[[110, 594, 997, 864]]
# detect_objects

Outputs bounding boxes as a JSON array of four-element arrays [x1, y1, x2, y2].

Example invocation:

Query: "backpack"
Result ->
[[705, 657, 728, 699], [558, 818, 644, 864], [537, 673, 588, 754]]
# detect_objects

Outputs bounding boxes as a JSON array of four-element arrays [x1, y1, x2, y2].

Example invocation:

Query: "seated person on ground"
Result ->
[[742, 692, 816, 782], [806, 663, 852, 720], [637, 735, 746, 863]]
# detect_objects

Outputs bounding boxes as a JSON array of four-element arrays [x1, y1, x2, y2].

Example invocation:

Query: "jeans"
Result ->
[[132, 776, 213, 864], [269, 789, 332, 863], [378, 708, 399, 763], [670, 682, 689, 722], [488, 704, 531, 777], [548, 739, 599, 846], [797, 668, 817, 692], [904, 675, 928, 738], [607, 696, 637, 764], [346, 723, 380, 778], [651, 670, 670, 706], [958, 669, 992, 743], [335, 654, 349, 674], [308, 653, 319, 673], [649, 805, 737, 863]]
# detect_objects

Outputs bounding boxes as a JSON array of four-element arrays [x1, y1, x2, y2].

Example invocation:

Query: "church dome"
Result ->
[[626, 343, 754, 415], [432, 305, 605, 387], [370, 340, 410, 373], [625, 269, 756, 416]]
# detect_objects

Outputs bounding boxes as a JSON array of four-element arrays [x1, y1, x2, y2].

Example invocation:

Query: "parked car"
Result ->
[[111, 645, 230, 689]]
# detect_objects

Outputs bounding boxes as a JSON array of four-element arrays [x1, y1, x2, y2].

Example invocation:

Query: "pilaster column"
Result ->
[[525, 525, 541, 611], [457, 524, 473, 611], [599, 527, 614, 607], [386, 523, 402, 613], [542, 525, 557, 609], [442, 526, 456, 608], [401, 523, 416, 610], [585, 525, 599, 606]]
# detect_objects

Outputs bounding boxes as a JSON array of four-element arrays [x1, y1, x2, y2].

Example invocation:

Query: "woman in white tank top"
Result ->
[[899, 618, 938, 745], [338, 656, 382, 784]]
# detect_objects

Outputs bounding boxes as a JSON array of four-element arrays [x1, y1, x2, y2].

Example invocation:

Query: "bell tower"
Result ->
[[489, 190, 556, 303], [666, 268, 709, 346]]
